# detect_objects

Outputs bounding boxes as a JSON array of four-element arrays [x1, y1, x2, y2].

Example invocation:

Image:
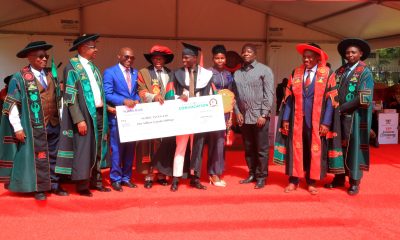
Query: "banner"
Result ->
[[378, 113, 398, 144]]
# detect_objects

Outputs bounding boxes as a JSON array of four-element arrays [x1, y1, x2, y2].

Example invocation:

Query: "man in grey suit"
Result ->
[[233, 43, 274, 189]]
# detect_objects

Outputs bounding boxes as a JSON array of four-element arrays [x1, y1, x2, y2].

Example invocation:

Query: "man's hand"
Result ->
[[77, 121, 87, 136], [15, 130, 26, 143], [256, 116, 267, 128], [107, 105, 116, 114], [236, 113, 244, 127], [282, 121, 289, 131], [124, 99, 139, 108], [179, 94, 188, 102], [319, 124, 329, 136], [153, 94, 165, 104]]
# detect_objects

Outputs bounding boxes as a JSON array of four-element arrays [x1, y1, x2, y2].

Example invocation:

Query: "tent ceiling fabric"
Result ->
[[229, 0, 400, 42], [0, 0, 399, 43]]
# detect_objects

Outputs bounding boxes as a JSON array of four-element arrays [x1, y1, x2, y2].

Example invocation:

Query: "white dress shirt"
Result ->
[[78, 55, 103, 107], [303, 64, 318, 84]]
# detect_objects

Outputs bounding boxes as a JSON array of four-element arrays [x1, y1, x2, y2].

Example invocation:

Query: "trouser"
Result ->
[[173, 134, 193, 177], [47, 123, 60, 190], [109, 123, 135, 183], [241, 121, 270, 180], [76, 108, 104, 191], [289, 119, 316, 185], [207, 130, 225, 176]]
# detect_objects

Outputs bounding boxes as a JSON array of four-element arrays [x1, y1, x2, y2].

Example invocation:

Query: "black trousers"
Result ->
[[241, 121, 270, 180], [47, 123, 60, 190], [76, 108, 104, 191]]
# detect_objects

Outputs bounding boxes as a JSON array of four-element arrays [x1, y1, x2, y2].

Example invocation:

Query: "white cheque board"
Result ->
[[116, 95, 226, 142]]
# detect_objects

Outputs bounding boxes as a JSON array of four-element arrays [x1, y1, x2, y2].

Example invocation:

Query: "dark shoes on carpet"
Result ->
[[51, 186, 69, 196], [90, 186, 112, 192], [144, 180, 153, 189], [111, 182, 123, 192], [239, 175, 257, 184], [121, 181, 137, 188], [347, 185, 359, 196], [254, 179, 265, 189], [170, 178, 179, 192], [34, 192, 47, 201], [157, 179, 168, 186], [77, 189, 93, 197], [190, 178, 207, 190]]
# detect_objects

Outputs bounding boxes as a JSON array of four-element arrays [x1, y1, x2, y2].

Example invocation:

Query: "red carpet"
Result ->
[[1, 144, 400, 240]]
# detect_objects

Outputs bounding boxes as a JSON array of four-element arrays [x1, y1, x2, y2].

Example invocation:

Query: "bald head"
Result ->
[[118, 47, 135, 68]]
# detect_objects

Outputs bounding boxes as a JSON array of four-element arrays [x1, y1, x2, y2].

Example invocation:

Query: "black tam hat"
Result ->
[[182, 42, 201, 56], [212, 45, 227, 55]]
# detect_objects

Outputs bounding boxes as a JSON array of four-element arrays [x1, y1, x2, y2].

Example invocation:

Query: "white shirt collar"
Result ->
[[78, 54, 90, 65], [306, 64, 318, 73], [349, 61, 360, 71], [30, 66, 45, 78], [119, 63, 131, 72], [154, 67, 165, 73]]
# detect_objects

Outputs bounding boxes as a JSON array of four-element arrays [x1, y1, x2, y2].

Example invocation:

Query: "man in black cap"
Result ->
[[136, 45, 175, 189], [233, 43, 274, 189], [325, 38, 374, 196], [169, 42, 216, 192], [56, 34, 110, 197], [0, 41, 67, 200]]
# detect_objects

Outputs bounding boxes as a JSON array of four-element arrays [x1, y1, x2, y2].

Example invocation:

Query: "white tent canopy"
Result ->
[[1, 0, 400, 85]]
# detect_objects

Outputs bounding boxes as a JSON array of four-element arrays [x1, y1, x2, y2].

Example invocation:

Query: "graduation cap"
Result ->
[[182, 42, 201, 56]]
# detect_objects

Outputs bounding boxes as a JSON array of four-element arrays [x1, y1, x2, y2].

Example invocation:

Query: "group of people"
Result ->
[[0, 33, 373, 201]]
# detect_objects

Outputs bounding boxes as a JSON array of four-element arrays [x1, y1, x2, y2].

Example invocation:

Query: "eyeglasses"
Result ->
[[35, 54, 49, 60], [85, 45, 97, 49], [123, 55, 135, 60]]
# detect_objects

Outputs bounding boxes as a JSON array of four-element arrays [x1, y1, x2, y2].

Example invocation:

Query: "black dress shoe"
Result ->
[[254, 179, 265, 189], [34, 192, 47, 200], [90, 186, 112, 192], [111, 182, 123, 192], [51, 186, 69, 196], [324, 181, 345, 189], [190, 179, 207, 190], [239, 175, 256, 184], [170, 178, 179, 192], [122, 181, 137, 188], [347, 185, 359, 196], [77, 189, 93, 197], [157, 179, 168, 186], [144, 180, 153, 189]]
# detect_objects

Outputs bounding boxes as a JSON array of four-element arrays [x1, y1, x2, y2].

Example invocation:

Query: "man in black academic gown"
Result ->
[[170, 42, 216, 192], [56, 34, 110, 197]]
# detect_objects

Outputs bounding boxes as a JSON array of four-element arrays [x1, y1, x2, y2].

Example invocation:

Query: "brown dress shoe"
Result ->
[[284, 183, 298, 193]]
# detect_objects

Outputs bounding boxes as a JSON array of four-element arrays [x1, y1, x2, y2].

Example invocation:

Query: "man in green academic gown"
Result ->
[[0, 41, 68, 200], [56, 34, 110, 197], [325, 38, 374, 195]]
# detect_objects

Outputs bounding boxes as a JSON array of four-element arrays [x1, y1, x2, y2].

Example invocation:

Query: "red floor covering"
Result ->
[[0, 144, 399, 240]]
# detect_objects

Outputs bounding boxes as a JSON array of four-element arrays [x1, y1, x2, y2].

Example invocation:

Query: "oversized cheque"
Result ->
[[116, 95, 226, 142]]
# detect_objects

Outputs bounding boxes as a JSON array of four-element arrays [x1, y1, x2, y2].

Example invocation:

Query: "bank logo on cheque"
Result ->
[[209, 98, 218, 107]]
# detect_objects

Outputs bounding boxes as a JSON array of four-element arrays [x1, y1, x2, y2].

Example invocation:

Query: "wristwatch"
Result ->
[[261, 114, 267, 119]]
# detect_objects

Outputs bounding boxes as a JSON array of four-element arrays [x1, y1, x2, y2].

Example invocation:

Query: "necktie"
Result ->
[[189, 68, 195, 97], [39, 72, 47, 90], [157, 69, 164, 89], [125, 68, 132, 92], [305, 69, 312, 88], [344, 66, 351, 78]]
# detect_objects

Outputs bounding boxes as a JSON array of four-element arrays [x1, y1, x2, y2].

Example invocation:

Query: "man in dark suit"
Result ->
[[103, 47, 140, 191], [276, 43, 343, 195], [136, 45, 175, 189]]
